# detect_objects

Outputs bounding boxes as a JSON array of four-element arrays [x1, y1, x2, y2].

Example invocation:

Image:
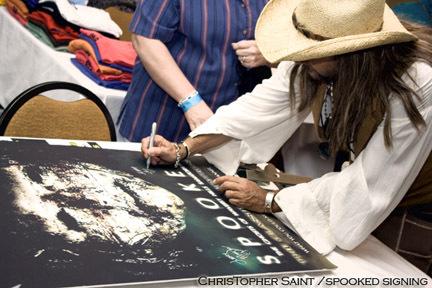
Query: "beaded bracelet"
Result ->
[[173, 143, 181, 168]]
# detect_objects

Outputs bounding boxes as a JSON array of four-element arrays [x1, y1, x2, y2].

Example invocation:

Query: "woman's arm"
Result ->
[[132, 34, 213, 130]]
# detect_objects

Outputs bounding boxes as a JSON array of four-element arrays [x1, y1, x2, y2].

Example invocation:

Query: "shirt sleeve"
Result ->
[[129, 0, 179, 43], [275, 62, 432, 254], [190, 61, 309, 175]]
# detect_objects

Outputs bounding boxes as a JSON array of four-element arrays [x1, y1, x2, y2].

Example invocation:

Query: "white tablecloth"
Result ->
[[0, 7, 126, 126]]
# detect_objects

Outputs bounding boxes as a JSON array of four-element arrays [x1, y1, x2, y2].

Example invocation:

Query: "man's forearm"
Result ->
[[182, 134, 232, 157], [132, 34, 195, 102]]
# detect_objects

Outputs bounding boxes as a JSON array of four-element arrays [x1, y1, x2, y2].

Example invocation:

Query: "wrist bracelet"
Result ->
[[178, 91, 203, 112], [178, 90, 198, 106], [173, 143, 181, 168], [182, 141, 190, 159], [264, 191, 276, 213]]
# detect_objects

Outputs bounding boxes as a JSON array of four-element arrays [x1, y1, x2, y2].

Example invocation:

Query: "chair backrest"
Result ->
[[0, 82, 116, 141]]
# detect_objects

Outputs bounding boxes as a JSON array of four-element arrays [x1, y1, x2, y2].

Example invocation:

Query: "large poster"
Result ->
[[0, 139, 335, 287]]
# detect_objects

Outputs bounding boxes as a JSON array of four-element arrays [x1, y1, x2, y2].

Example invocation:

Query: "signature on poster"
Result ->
[[222, 246, 250, 264]]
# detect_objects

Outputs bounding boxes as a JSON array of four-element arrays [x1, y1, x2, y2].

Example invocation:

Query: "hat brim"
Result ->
[[255, 0, 418, 63]]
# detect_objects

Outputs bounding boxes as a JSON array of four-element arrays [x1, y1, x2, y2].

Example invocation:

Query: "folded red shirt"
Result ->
[[75, 49, 132, 83], [28, 11, 79, 46], [80, 28, 136, 69]]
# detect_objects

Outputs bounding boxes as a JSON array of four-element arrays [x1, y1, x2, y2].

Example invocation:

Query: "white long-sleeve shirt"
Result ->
[[190, 61, 432, 254]]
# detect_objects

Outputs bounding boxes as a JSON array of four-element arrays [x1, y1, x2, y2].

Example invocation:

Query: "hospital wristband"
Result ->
[[178, 91, 203, 112]]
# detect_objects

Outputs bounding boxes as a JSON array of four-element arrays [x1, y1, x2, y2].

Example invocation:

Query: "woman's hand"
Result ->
[[232, 40, 270, 69], [214, 176, 268, 213], [141, 135, 177, 166]]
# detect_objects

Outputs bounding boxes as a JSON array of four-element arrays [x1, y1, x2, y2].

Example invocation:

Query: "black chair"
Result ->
[[0, 81, 116, 141]]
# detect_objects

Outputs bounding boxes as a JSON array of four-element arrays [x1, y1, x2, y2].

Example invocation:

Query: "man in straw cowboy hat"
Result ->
[[141, 0, 432, 273]]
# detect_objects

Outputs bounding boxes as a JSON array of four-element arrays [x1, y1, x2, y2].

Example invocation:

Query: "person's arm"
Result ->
[[214, 175, 282, 213], [132, 35, 213, 130], [141, 134, 232, 166], [132, 35, 194, 103], [129, 0, 212, 130], [141, 132, 283, 214], [187, 61, 309, 175], [142, 61, 306, 167]]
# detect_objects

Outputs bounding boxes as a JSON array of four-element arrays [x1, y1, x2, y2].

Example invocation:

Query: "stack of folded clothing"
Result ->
[[5, 0, 79, 50], [28, 10, 79, 48], [5, 0, 132, 90], [38, 0, 122, 37], [6, 0, 59, 49], [6, 0, 122, 51], [10, 0, 122, 41], [68, 29, 136, 90]]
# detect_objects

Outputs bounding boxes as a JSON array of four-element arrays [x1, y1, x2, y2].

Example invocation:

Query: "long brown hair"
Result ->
[[289, 21, 432, 154]]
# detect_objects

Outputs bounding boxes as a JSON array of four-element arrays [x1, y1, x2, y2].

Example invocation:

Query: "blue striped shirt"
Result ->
[[119, 0, 268, 142]]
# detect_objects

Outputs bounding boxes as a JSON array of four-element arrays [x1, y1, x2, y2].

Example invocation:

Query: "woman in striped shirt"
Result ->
[[118, 0, 270, 142]]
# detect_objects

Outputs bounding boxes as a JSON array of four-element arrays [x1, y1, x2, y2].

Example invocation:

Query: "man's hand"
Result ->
[[214, 176, 267, 213], [184, 101, 214, 130], [232, 40, 270, 69], [141, 135, 177, 166]]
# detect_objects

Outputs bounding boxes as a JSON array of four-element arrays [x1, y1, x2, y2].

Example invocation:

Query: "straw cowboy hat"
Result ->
[[255, 0, 417, 63]]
